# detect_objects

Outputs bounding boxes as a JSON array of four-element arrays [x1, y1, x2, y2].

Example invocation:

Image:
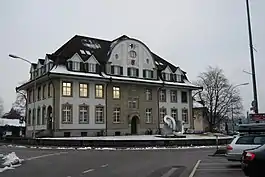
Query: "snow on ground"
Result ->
[[0, 152, 23, 173], [39, 134, 233, 141]]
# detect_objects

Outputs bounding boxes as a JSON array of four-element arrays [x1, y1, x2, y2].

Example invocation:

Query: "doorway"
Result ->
[[131, 116, 139, 135]]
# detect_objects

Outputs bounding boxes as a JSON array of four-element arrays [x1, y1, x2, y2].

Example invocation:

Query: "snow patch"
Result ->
[[0, 118, 25, 127], [2, 152, 23, 167]]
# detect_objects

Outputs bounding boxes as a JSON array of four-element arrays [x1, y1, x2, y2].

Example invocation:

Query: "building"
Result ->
[[193, 100, 208, 133], [17, 35, 201, 137], [0, 118, 26, 138]]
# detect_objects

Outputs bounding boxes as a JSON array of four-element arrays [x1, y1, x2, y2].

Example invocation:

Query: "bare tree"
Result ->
[[194, 66, 243, 132], [12, 81, 27, 117], [0, 97, 4, 117]]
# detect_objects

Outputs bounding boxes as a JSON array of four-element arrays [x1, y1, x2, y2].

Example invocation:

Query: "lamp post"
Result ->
[[231, 83, 249, 132], [9, 54, 37, 138], [245, 0, 259, 114]]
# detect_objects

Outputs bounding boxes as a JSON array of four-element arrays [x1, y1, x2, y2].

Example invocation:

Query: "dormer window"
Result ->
[[88, 63, 96, 72], [72, 62, 80, 71], [176, 74, 182, 82], [143, 69, 154, 79], [127, 67, 139, 77], [162, 72, 170, 81], [111, 66, 123, 75]]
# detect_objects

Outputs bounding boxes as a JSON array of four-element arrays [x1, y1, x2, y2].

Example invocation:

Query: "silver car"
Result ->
[[226, 134, 265, 161]]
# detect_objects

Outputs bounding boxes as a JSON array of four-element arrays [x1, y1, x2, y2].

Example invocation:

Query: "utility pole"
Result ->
[[246, 0, 259, 113]]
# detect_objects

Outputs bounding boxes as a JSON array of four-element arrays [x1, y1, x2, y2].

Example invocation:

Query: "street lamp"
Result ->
[[9, 54, 37, 138], [231, 82, 249, 132]]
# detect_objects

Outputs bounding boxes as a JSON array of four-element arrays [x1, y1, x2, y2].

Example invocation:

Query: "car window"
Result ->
[[236, 136, 254, 144], [253, 136, 265, 144]]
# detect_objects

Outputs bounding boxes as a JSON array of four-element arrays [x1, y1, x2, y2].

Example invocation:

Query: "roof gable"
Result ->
[[163, 65, 173, 73], [174, 67, 183, 75], [85, 55, 99, 64], [67, 53, 84, 62], [30, 63, 37, 72]]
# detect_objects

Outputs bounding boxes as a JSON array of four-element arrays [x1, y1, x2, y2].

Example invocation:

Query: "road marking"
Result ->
[[161, 167, 178, 177], [101, 164, 108, 168], [26, 152, 68, 161], [196, 168, 242, 171], [82, 169, 95, 173], [189, 160, 201, 177]]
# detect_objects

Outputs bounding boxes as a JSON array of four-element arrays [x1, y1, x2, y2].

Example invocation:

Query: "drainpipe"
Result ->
[[105, 75, 112, 136], [157, 81, 165, 133]]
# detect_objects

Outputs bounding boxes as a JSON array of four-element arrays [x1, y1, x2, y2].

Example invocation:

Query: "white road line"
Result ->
[[26, 152, 68, 161], [196, 168, 242, 171], [161, 167, 178, 177], [82, 169, 95, 173], [101, 164, 108, 168], [189, 160, 201, 177]]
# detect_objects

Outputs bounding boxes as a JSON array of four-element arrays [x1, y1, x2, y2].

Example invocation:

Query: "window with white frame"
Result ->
[[143, 70, 154, 79], [113, 86, 120, 99], [145, 108, 152, 123], [145, 89, 152, 101], [128, 97, 138, 109], [159, 89, 166, 102], [95, 106, 104, 123], [111, 66, 123, 75], [88, 63, 96, 72], [170, 90, 178, 102], [79, 83, 88, 97], [162, 72, 170, 80], [182, 108, 188, 123], [160, 108, 167, 123], [171, 108, 178, 121], [95, 84, 104, 98], [127, 68, 139, 77], [113, 107, 121, 123], [62, 82, 72, 96], [79, 105, 89, 124], [176, 74, 182, 82], [72, 61, 80, 71], [62, 104, 72, 123]]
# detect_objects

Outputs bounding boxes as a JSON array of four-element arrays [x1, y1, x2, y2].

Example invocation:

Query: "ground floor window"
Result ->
[[160, 108, 167, 123], [62, 104, 73, 124], [171, 108, 178, 121], [145, 108, 152, 123], [95, 106, 104, 123], [182, 108, 188, 123]]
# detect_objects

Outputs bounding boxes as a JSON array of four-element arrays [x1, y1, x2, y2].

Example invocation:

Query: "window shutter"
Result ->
[[151, 71, 154, 78], [170, 73, 173, 81], [111, 66, 114, 74], [162, 73, 165, 80], [96, 64, 100, 73], [136, 69, 139, 77], [127, 68, 131, 76], [120, 66, 123, 75], [84, 63, 88, 72], [143, 70, 146, 78], [80, 63, 85, 72], [68, 61, 73, 70], [173, 74, 177, 81]]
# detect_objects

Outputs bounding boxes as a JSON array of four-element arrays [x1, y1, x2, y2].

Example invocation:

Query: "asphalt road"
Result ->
[[0, 146, 244, 177]]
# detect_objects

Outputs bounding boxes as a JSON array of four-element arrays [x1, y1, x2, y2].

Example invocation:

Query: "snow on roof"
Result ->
[[0, 118, 25, 127], [193, 101, 204, 108], [50, 65, 103, 78]]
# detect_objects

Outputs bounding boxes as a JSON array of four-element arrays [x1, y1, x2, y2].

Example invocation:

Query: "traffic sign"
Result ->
[[249, 113, 265, 121]]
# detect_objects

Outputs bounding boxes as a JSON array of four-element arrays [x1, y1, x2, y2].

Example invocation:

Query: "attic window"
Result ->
[[162, 72, 170, 81], [146, 58, 149, 64], [176, 74, 182, 82]]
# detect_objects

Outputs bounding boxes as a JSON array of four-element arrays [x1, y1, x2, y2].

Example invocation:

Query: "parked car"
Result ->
[[226, 134, 265, 161], [241, 144, 265, 177]]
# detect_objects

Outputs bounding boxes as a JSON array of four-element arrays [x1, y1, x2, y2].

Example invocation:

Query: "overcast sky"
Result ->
[[0, 0, 264, 114]]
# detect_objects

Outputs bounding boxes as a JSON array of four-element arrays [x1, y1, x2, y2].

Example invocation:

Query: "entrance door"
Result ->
[[131, 116, 139, 135], [47, 106, 53, 130]]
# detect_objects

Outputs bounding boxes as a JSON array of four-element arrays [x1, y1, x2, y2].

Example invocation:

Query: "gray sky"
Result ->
[[1, 0, 264, 114]]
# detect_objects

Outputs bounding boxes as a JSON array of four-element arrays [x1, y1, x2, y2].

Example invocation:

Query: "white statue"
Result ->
[[162, 115, 177, 136]]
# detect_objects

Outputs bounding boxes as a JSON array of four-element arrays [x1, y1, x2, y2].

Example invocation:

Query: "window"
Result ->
[[253, 136, 265, 144], [162, 72, 170, 80], [176, 74, 182, 82], [79, 105, 89, 124], [43, 85, 46, 99], [236, 136, 265, 145], [88, 63, 96, 72], [128, 97, 138, 109], [62, 104, 72, 124], [181, 91, 188, 103], [113, 86, 120, 99], [159, 89, 166, 102], [127, 68, 139, 77], [111, 66, 123, 75], [171, 108, 178, 121], [64, 132, 71, 137], [113, 107, 121, 123], [145, 108, 152, 123], [42, 106, 46, 125], [170, 90, 178, 102], [95, 106, 104, 123], [28, 109, 31, 126], [160, 108, 167, 123], [48, 83, 53, 97], [146, 58, 149, 64], [79, 83, 88, 97], [129, 50, 137, 58], [62, 82, 72, 96], [32, 108, 36, 125], [72, 62, 80, 71], [37, 87, 41, 100], [182, 109, 188, 123], [143, 70, 154, 79], [95, 84, 104, 98], [145, 89, 152, 101], [37, 108, 41, 125]]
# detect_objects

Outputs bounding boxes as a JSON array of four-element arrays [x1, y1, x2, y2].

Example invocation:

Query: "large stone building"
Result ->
[[17, 35, 201, 137]]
